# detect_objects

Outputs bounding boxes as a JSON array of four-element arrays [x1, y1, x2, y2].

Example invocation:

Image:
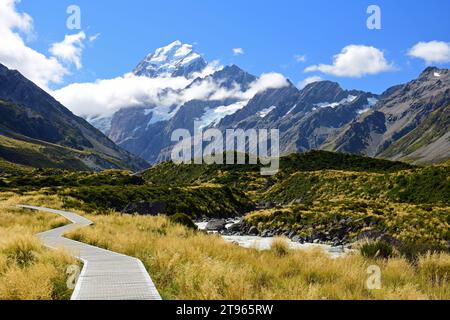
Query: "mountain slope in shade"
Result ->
[[327, 67, 450, 163], [0, 64, 148, 171]]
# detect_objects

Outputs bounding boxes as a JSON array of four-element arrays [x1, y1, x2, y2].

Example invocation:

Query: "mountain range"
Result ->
[[94, 41, 450, 165], [0, 41, 448, 171]]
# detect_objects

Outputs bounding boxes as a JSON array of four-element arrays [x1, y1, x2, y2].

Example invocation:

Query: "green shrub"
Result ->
[[360, 241, 394, 259], [398, 242, 449, 263], [169, 213, 198, 230]]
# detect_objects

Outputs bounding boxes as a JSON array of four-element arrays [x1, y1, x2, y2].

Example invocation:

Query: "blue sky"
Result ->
[[11, 0, 450, 93]]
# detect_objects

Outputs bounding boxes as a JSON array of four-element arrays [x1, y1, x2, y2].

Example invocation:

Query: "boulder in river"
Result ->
[[227, 222, 243, 232], [206, 219, 227, 231]]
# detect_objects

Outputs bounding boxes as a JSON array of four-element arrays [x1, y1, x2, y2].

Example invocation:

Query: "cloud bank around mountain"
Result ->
[[53, 71, 289, 120], [298, 76, 323, 89], [305, 45, 394, 78]]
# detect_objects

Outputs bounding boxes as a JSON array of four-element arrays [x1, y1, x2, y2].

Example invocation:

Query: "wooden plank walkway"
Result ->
[[18, 205, 162, 300]]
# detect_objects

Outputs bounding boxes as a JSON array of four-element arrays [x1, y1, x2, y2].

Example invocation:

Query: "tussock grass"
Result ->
[[271, 237, 290, 257], [360, 241, 394, 260], [419, 253, 450, 286], [66, 213, 450, 300], [0, 193, 79, 300]]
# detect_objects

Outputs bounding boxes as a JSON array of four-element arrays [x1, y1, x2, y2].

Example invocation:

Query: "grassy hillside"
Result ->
[[0, 134, 139, 172], [62, 185, 253, 218], [141, 151, 449, 250], [263, 167, 449, 206], [0, 135, 90, 171], [0, 158, 32, 176]]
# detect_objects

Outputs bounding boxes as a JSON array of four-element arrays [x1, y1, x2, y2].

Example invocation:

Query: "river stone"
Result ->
[[261, 229, 271, 238], [206, 219, 227, 231], [227, 222, 243, 232], [248, 226, 259, 236]]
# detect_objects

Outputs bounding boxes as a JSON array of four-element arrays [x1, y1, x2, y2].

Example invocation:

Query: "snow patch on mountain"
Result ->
[[146, 105, 181, 128], [357, 97, 378, 114], [258, 106, 277, 118], [88, 116, 113, 134], [197, 101, 248, 129], [315, 95, 358, 109], [282, 104, 298, 118]]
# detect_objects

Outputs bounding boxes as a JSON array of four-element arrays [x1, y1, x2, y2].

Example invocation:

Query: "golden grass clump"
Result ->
[[0, 234, 42, 267], [271, 237, 290, 257], [419, 253, 450, 287]]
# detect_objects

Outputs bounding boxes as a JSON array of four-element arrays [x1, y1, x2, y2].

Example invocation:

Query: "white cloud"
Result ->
[[233, 48, 244, 56], [408, 41, 450, 64], [242, 73, 288, 99], [0, 0, 68, 89], [298, 76, 323, 89], [190, 60, 223, 79], [295, 54, 307, 63], [53, 74, 191, 119], [305, 45, 394, 77], [49, 31, 86, 69], [89, 33, 101, 42]]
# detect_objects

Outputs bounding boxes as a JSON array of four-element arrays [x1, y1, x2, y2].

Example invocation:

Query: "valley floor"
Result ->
[[1, 192, 449, 300]]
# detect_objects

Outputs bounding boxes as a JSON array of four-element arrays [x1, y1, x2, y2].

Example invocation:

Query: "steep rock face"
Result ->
[[379, 103, 450, 164], [189, 64, 257, 91], [216, 80, 378, 155], [0, 63, 148, 171], [329, 67, 450, 162]]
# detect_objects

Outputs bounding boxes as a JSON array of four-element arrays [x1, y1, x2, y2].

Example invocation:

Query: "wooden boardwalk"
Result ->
[[18, 205, 162, 300]]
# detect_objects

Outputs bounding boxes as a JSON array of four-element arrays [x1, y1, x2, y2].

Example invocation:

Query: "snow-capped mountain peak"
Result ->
[[133, 40, 207, 78]]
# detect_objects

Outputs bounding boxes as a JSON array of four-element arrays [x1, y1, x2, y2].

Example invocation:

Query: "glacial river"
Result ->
[[196, 222, 349, 258]]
